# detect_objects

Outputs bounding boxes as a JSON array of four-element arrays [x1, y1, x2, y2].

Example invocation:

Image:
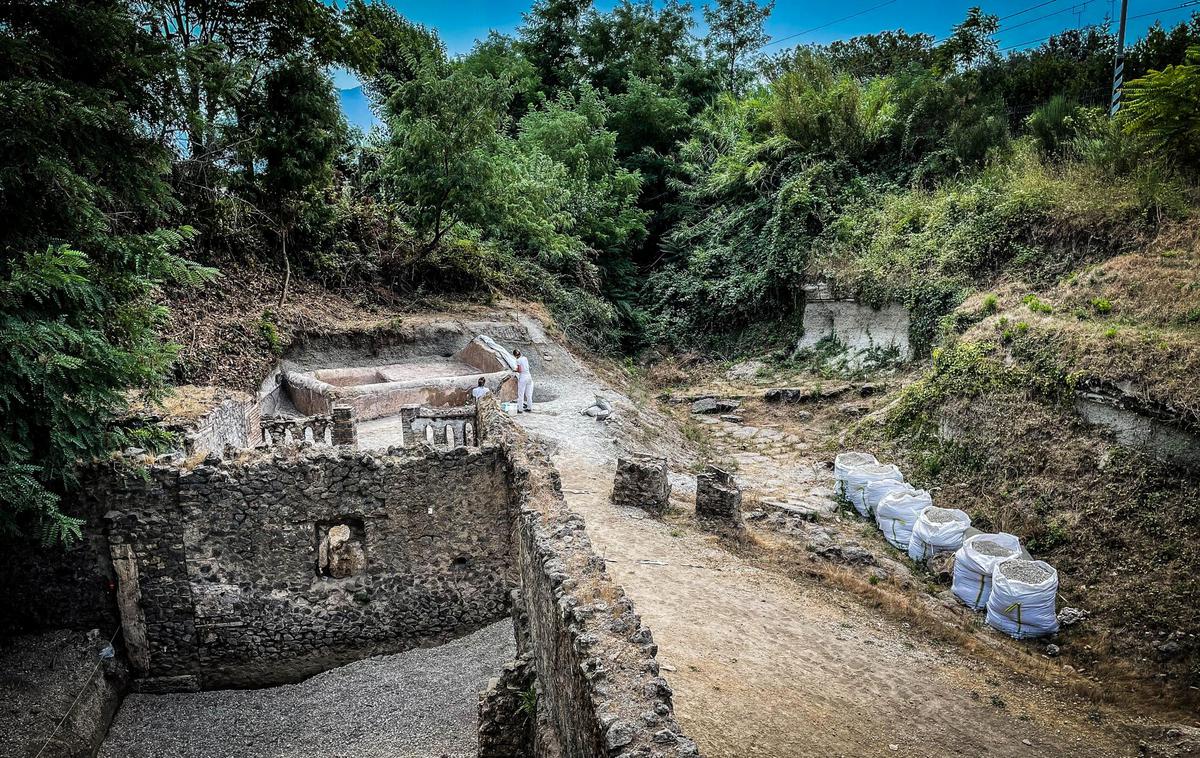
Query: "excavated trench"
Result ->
[[8, 309, 1190, 758]]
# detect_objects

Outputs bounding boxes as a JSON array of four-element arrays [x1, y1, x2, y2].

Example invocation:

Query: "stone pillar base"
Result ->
[[611, 454, 671, 515], [696, 465, 741, 524]]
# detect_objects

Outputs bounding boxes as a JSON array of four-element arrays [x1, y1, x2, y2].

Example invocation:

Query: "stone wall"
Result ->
[[798, 282, 911, 366], [17, 444, 515, 692], [476, 399, 697, 758], [183, 392, 262, 457], [286, 369, 516, 420]]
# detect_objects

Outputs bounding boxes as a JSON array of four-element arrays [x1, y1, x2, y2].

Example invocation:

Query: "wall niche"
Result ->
[[316, 519, 366, 578]]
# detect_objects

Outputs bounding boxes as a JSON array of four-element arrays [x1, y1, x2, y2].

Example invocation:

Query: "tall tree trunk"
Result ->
[[278, 227, 291, 308]]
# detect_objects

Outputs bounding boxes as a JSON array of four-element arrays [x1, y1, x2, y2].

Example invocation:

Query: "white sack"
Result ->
[[951, 533, 1022, 610], [986, 559, 1060, 639], [833, 452, 878, 496], [875, 490, 932, 549], [843, 463, 902, 517], [862, 478, 915, 519], [907, 507, 972, 563]]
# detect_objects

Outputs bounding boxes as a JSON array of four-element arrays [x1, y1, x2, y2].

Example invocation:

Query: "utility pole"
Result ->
[[1109, 0, 1130, 115]]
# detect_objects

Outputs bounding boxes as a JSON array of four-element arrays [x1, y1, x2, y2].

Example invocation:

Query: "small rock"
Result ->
[[726, 359, 767, 381], [605, 720, 637, 750], [927, 552, 955, 584], [796, 410, 813, 422], [837, 402, 870, 417], [1057, 606, 1088, 627], [719, 414, 743, 423], [690, 397, 719, 414], [1045, 644, 1060, 657], [858, 382, 884, 396]]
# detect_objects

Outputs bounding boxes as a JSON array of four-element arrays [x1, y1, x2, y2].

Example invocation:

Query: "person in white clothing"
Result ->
[[470, 377, 491, 400], [513, 349, 533, 412]]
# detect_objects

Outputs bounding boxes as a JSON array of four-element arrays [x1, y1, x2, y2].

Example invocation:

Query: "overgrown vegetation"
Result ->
[[3, 0, 1200, 541]]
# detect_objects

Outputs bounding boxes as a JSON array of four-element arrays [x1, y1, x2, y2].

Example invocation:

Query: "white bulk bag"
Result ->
[[833, 452, 878, 496], [986, 559, 1060, 639], [907, 507, 972, 563], [952, 533, 1022, 610], [843, 463, 902, 517], [875, 489, 932, 549], [862, 478, 914, 519]]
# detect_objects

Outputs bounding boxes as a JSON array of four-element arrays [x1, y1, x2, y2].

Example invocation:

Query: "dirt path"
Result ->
[[509, 315, 1141, 758]]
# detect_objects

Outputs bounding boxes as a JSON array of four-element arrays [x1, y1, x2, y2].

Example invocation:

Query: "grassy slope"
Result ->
[[854, 220, 1200, 694]]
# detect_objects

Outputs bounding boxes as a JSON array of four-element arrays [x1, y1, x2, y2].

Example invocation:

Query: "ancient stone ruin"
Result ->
[[611, 453, 672, 515], [695, 466, 742, 523], [2, 329, 693, 758]]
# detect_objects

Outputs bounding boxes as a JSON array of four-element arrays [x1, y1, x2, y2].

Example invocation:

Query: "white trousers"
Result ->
[[517, 375, 534, 410]]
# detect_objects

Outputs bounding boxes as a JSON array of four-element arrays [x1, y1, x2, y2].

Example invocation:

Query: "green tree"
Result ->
[[1123, 45, 1200, 171], [0, 0, 211, 541], [702, 0, 774, 94], [380, 59, 510, 249], [136, 0, 344, 251], [934, 7, 999, 73], [253, 56, 347, 305], [460, 32, 544, 124], [576, 0, 699, 94], [342, 0, 445, 101], [1127, 13, 1200, 79], [809, 30, 936, 79], [518, 0, 592, 94], [516, 87, 648, 263]]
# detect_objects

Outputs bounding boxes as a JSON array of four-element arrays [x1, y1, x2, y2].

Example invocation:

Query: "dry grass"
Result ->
[[735, 522, 1199, 719], [1053, 222, 1200, 329]]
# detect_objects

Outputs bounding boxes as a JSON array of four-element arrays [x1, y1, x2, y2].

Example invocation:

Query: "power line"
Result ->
[[1000, 0, 1097, 33], [1127, 0, 1200, 21], [764, 0, 900, 48], [1000, 0, 1069, 21], [999, 22, 1104, 50]]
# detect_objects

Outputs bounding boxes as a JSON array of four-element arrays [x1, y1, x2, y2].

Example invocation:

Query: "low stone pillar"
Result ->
[[696, 466, 741, 523], [331, 405, 357, 448], [478, 656, 535, 758], [611, 453, 671, 515]]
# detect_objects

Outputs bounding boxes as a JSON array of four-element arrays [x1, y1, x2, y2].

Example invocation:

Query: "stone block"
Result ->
[[611, 454, 671, 515], [695, 466, 741, 523], [331, 405, 358, 448]]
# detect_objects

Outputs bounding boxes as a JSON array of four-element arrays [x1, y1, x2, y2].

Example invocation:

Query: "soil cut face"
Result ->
[[506, 311, 1153, 758]]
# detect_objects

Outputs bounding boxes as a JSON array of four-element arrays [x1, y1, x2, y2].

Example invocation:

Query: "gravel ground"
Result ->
[[998, 559, 1053, 583], [972, 539, 1016, 558], [922, 507, 958, 523], [98, 620, 515, 758], [1, 629, 126, 758]]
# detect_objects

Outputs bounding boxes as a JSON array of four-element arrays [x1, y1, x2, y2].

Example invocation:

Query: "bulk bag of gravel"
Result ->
[[875, 489, 932, 549], [833, 452, 878, 497], [986, 559, 1060, 639], [863, 479, 915, 519], [842, 463, 902, 518], [951, 533, 1022, 610], [907, 506, 972, 562]]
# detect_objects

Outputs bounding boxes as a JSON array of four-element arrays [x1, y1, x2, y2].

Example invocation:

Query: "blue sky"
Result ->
[[335, 0, 1200, 116]]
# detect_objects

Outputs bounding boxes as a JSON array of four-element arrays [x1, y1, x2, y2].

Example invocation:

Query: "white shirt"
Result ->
[[516, 356, 531, 380], [471, 386, 491, 399]]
